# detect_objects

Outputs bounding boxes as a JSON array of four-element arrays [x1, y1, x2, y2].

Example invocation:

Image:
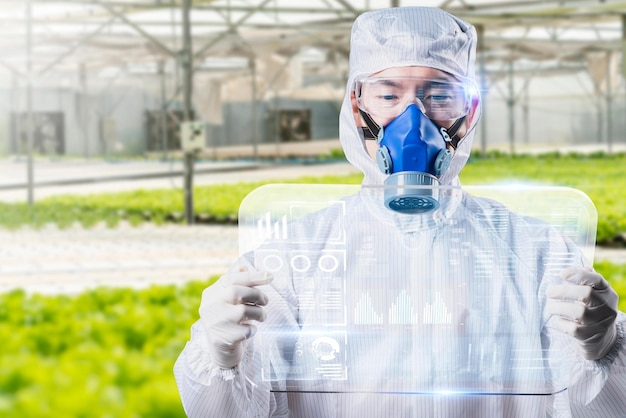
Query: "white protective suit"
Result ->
[[174, 7, 626, 417]]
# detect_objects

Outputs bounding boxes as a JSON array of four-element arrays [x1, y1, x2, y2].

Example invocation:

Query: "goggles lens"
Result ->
[[355, 76, 475, 122]]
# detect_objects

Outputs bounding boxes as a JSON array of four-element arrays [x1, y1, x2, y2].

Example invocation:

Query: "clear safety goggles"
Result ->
[[355, 76, 477, 122]]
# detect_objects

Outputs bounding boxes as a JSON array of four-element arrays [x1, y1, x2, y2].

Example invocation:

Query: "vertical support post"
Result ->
[[274, 95, 280, 159], [26, 0, 34, 206], [80, 62, 89, 159], [11, 73, 19, 155], [182, 0, 195, 225], [597, 102, 603, 145], [622, 15, 626, 147], [622, 14, 626, 75], [476, 24, 488, 156], [158, 60, 169, 160], [523, 81, 529, 144], [250, 57, 258, 160], [606, 51, 613, 154], [507, 59, 516, 155]]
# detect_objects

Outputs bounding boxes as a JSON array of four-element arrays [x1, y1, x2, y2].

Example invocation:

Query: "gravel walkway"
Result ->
[[1, 223, 624, 295], [0, 223, 238, 294]]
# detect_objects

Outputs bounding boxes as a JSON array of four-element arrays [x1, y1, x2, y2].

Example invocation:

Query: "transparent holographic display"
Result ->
[[238, 184, 597, 395]]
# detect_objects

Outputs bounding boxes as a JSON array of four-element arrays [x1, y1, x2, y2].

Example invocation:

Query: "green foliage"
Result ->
[[0, 262, 625, 416], [0, 278, 217, 418], [595, 260, 626, 312], [0, 175, 363, 230], [318, 147, 346, 160], [1, 153, 623, 416], [0, 153, 624, 243], [460, 153, 626, 244]]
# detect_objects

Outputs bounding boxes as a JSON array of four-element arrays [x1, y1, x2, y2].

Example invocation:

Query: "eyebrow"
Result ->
[[370, 79, 402, 88], [370, 78, 456, 89]]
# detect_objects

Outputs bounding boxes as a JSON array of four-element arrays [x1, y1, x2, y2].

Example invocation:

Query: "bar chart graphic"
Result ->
[[352, 290, 453, 326]]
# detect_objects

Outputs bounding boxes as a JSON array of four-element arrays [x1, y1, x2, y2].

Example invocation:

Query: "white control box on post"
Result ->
[[180, 121, 206, 152]]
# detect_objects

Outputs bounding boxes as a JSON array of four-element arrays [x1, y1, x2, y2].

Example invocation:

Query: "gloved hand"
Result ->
[[199, 269, 273, 369], [546, 267, 619, 360]]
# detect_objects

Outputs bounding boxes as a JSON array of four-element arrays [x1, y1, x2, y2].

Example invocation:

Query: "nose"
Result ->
[[407, 96, 427, 115]]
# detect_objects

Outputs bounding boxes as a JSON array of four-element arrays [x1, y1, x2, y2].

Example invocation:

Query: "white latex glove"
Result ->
[[546, 267, 619, 360], [199, 269, 273, 369]]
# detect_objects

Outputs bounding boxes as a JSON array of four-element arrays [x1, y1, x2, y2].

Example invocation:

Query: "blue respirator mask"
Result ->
[[360, 104, 467, 214]]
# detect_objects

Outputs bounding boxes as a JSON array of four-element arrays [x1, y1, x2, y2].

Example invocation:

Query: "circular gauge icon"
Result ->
[[290, 254, 311, 273], [262, 254, 284, 272], [311, 336, 341, 362], [318, 254, 340, 272]]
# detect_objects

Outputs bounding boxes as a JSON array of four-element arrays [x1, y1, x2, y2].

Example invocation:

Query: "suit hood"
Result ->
[[339, 7, 480, 186]]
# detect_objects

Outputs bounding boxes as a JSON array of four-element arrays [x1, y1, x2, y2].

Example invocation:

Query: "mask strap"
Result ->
[[358, 109, 380, 140], [360, 108, 466, 147], [443, 116, 466, 150]]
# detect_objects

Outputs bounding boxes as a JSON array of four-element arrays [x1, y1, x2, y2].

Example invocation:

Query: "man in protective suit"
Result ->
[[174, 7, 626, 417]]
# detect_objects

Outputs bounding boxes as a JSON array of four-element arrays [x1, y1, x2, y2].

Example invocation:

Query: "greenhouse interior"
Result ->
[[1, 1, 626, 417], [2, 0, 626, 159]]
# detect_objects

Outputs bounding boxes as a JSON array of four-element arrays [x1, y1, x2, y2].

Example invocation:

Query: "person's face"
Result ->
[[351, 66, 478, 160]]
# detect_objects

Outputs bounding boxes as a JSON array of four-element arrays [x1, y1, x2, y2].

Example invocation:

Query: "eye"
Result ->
[[381, 94, 397, 101], [430, 94, 453, 103], [374, 92, 400, 108], [423, 86, 457, 107]]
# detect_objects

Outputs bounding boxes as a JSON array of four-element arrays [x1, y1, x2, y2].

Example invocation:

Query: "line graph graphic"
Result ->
[[352, 290, 453, 326], [423, 291, 452, 325], [353, 292, 383, 325], [389, 290, 420, 325]]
